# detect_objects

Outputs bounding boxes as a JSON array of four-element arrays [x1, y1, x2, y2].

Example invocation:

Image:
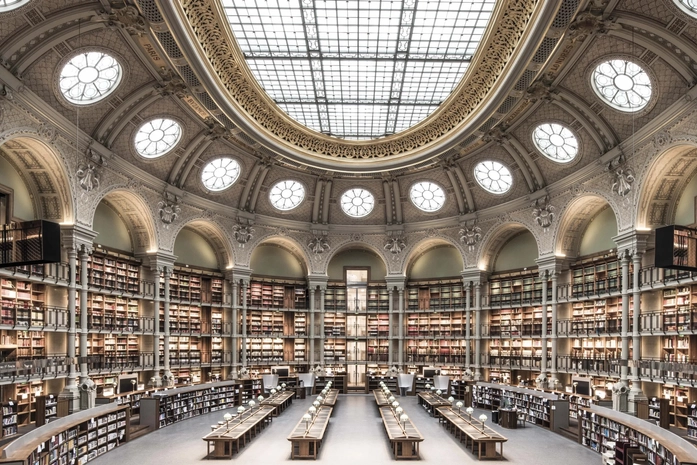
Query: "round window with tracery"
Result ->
[[269, 180, 305, 211], [532, 123, 578, 163], [59, 51, 122, 105], [134, 118, 182, 159], [591, 59, 652, 112], [473, 161, 513, 194], [340, 188, 375, 218], [201, 158, 240, 192], [410, 181, 445, 212], [674, 0, 697, 18], [0, 0, 31, 13]]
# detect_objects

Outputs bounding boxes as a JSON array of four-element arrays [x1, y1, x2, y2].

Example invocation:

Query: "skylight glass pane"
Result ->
[[221, 0, 496, 139]]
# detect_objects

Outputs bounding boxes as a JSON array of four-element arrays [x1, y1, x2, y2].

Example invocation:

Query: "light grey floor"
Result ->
[[90, 394, 599, 464]]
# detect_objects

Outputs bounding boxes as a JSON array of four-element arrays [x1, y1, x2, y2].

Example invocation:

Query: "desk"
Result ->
[[287, 406, 333, 459], [437, 407, 507, 460], [322, 389, 339, 407], [261, 391, 295, 416], [378, 406, 424, 460], [373, 389, 390, 407], [202, 406, 275, 459], [417, 392, 451, 417]]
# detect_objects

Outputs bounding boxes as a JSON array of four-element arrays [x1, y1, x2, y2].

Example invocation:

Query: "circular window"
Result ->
[[0, 0, 30, 13], [269, 180, 305, 211], [410, 181, 445, 212], [591, 59, 652, 112], [674, 0, 697, 18], [340, 188, 375, 218], [532, 123, 578, 163], [59, 51, 122, 105], [201, 157, 240, 192], [474, 161, 513, 194], [134, 118, 182, 159]]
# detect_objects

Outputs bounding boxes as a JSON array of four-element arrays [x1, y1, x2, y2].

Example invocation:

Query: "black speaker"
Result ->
[[0, 220, 61, 267]]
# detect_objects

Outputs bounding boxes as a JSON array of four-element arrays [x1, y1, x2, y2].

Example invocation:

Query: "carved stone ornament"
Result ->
[[653, 131, 673, 149], [609, 155, 635, 199], [158, 76, 188, 98], [76, 163, 100, 192], [233, 222, 254, 247], [384, 236, 406, 255], [308, 233, 330, 257], [98, 6, 148, 36], [158, 192, 181, 228], [532, 195, 555, 231], [566, 11, 615, 43], [37, 122, 57, 143], [459, 222, 482, 251]]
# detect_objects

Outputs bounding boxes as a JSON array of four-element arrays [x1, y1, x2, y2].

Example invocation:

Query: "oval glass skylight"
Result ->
[[532, 123, 578, 163], [340, 188, 375, 218], [269, 180, 305, 211], [59, 51, 122, 105], [201, 157, 240, 191], [674, 0, 697, 18], [591, 59, 652, 112], [474, 161, 512, 194], [222, 0, 496, 140], [134, 118, 182, 158], [410, 181, 445, 212], [0, 0, 30, 12]]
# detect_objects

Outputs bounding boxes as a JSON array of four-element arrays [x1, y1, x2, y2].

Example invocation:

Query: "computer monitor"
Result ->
[[423, 368, 440, 378], [271, 366, 290, 377]]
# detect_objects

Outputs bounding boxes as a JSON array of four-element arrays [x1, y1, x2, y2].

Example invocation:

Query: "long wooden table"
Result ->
[[321, 389, 339, 407], [287, 406, 333, 459], [378, 406, 424, 460], [261, 390, 295, 416], [373, 389, 390, 406], [436, 407, 507, 460], [417, 392, 451, 417], [202, 405, 275, 459]]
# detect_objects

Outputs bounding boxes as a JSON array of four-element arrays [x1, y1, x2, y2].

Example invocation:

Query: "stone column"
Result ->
[[474, 282, 482, 381], [162, 267, 173, 386], [388, 288, 394, 366], [151, 268, 162, 385], [540, 271, 548, 382], [78, 248, 95, 409], [319, 287, 326, 363], [464, 282, 472, 368], [241, 280, 248, 367], [398, 288, 404, 367], [309, 287, 316, 366], [231, 280, 239, 368], [550, 272, 559, 387], [629, 251, 647, 412], [59, 247, 79, 412], [620, 251, 631, 385]]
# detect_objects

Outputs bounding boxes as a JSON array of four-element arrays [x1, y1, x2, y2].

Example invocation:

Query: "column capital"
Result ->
[[61, 224, 98, 254], [613, 230, 652, 257], [461, 268, 488, 284], [228, 265, 253, 285], [307, 274, 329, 290], [535, 255, 570, 276], [385, 274, 406, 290], [138, 251, 177, 273]]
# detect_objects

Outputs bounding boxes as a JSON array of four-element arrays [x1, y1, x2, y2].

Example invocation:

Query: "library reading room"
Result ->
[[2, 0, 697, 463]]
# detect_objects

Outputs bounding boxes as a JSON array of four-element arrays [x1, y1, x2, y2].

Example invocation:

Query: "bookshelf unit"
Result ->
[[324, 313, 346, 337], [570, 254, 620, 298], [79, 294, 140, 331], [2, 401, 17, 438], [88, 251, 141, 293], [660, 385, 693, 430], [646, 397, 671, 429], [140, 381, 241, 430], [688, 403, 697, 440], [663, 335, 695, 363], [160, 303, 202, 334], [160, 335, 201, 366], [1, 403, 130, 465], [367, 375, 398, 394], [314, 375, 347, 394], [247, 280, 307, 310], [488, 271, 550, 306], [16, 330, 45, 359], [661, 287, 696, 332], [405, 280, 464, 310], [1, 278, 46, 327], [324, 286, 347, 312], [579, 404, 697, 464]]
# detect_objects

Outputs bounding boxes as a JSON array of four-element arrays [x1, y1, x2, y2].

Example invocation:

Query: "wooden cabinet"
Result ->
[[87, 251, 140, 293]]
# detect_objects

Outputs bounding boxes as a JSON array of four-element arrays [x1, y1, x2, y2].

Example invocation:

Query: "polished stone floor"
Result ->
[[90, 394, 599, 464]]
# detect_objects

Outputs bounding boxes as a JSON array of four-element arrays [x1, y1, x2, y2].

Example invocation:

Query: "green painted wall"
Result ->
[[410, 246, 463, 279], [493, 231, 538, 272], [579, 207, 617, 256], [327, 249, 386, 281], [174, 228, 219, 269], [675, 173, 697, 225], [93, 203, 132, 252], [250, 244, 305, 278], [0, 156, 34, 220]]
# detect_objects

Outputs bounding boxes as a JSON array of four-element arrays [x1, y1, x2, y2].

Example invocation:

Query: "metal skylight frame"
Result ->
[[221, 0, 495, 140]]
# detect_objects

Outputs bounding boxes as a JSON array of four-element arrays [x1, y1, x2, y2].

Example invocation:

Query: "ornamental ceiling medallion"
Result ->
[[178, 0, 543, 172]]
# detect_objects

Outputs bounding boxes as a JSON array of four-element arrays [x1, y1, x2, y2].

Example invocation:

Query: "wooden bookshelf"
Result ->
[[160, 303, 202, 334], [1, 278, 45, 327], [579, 404, 697, 464], [1, 403, 130, 465], [488, 271, 549, 306], [80, 294, 140, 331], [160, 335, 201, 366], [1, 401, 18, 438], [247, 280, 307, 310], [88, 251, 140, 293], [141, 381, 242, 430], [405, 280, 464, 310], [324, 286, 346, 311], [570, 255, 620, 298], [688, 403, 697, 440]]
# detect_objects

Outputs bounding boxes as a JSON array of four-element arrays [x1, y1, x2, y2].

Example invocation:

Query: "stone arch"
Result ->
[[635, 141, 697, 229], [169, 217, 235, 270], [248, 234, 311, 277], [476, 221, 541, 272], [0, 132, 75, 223], [553, 193, 619, 259], [89, 188, 158, 254], [402, 236, 466, 276], [322, 239, 389, 278]]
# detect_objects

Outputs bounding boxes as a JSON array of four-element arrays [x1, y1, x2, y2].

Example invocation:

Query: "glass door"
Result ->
[[346, 314, 367, 337]]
